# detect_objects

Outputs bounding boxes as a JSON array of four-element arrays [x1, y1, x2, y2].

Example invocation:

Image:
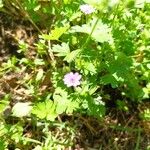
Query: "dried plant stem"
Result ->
[[14, 0, 42, 34]]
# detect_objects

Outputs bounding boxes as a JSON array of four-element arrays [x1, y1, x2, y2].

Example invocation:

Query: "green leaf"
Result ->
[[0, 0, 3, 8], [33, 145, 43, 150], [52, 42, 70, 57], [53, 88, 79, 114], [85, 62, 97, 75], [101, 74, 118, 88], [75, 58, 97, 75], [10, 124, 23, 143], [86, 95, 106, 118], [52, 42, 80, 62], [0, 95, 9, 114], [108, 52, 133, 76], [64, 49, 81, 63], [35, 69, 44, 82], [135, 0, 150, 8], [116, 100, 129, 111], [32, 100, 57, 121], [63, 0, 72, 4], [34, 59, 45, 65], [53, 88, 68, 114], [55, 101, 67, 115], [0, 124, 9, 137], [66, 100, 79, 114], [0, 140, 5, 150], [83, 0, 102, 6], [71, 18, 113, 43], [140, 108, 150, 121], [147, 64, 150, 69], [41, 26, 69, 41]]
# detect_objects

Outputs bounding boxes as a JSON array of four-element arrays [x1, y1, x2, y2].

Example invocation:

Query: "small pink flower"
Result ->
[[80, 4, 95, 15], [63, 72, 82, 87]]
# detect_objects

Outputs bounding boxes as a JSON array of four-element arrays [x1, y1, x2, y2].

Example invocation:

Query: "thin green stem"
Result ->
[[135, 127, 141, 150], [81, 17, 99, 50]]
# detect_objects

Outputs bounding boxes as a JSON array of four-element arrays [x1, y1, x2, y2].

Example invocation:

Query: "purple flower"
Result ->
[[80, 4, 95, 15], [63, 72, 82, 87]]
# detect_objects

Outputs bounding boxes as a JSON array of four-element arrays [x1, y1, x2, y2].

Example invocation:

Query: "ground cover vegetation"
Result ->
[[0, 0, 150, 149]]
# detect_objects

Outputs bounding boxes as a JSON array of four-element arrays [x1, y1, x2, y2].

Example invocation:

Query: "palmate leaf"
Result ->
[[0, 95, 9, 114], [83, 94, 106, 118], [64, 49, 81, 63], [32, 100, 57, 121], [52, 42, 70, 57], [41, 26, 69, 41], [55, 97, 79, 114], [75, 57, 97, 75], [53, 88, 79, 114], [66, 100, 79, 114], [83, 61, 97, 75], [108, 52, 133, 76], [101, 74, 118, 88], [71, 17, 113, 43], [52, 43, 81, 63]]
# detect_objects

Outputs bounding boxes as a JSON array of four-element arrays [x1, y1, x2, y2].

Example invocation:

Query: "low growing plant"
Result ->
[[0, 0, 150, 149]]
